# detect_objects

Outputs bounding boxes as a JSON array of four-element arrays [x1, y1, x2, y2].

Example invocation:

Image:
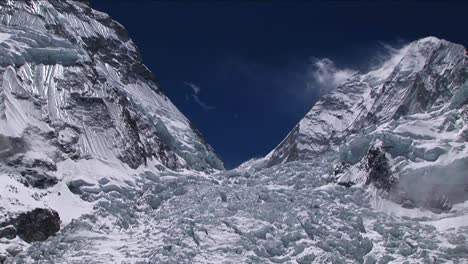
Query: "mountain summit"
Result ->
[[267, 37, 466, 167]]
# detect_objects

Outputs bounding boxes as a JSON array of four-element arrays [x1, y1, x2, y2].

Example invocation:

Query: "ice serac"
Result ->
[[267, 36, 468, 211], [0, 0, 223, 173]]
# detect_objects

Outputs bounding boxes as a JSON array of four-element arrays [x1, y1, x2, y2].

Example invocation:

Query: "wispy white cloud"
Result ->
[[307, 58, 356, 94], [184, 82, 215, 111], [184, 81, 201, 94], [191, 94, 216, 111]]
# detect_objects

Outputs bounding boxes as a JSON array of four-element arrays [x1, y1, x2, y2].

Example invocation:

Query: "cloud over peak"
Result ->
[[308, 58, 356, 94]]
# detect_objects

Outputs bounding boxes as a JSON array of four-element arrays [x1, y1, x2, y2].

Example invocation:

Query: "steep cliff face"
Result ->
[[0, 0, 223, 174]]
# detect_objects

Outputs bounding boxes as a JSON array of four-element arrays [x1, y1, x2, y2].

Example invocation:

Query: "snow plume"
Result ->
[[366, 41, 410, 79], [184, 82, 215, 111], [308, 58, 356, 94]]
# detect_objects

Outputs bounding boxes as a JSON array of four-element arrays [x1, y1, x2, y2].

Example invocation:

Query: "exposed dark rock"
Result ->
[[338, 181, 355, 188], [14, 208, 61, 243], [68, 93, 115, 130], [7, 154, 58, 189], [19, 170, 58, 189], [0, 226, 16, 240], [117, 96, 148, 169], [365, 147, 396, 191]]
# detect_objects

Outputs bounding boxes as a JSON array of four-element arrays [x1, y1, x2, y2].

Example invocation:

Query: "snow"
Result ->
[[0, 69, 44, 137], [0, 174, 94, 226], [56, 158, 139, 185], [418, 36, 442, 44], [366, 44, 409, 80], [0, 32, 11, 43], [428, 214, 468, 231]]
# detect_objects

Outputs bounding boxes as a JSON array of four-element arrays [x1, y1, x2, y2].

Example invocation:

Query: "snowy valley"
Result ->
[[0, 1, 467, 263]]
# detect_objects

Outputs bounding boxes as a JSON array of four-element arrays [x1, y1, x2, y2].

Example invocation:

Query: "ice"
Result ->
[[26, 48, 79, 66], [9, 160, 465, 263]]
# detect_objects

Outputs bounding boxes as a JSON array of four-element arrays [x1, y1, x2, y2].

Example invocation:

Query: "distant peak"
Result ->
[[416, 36, 441, 44]]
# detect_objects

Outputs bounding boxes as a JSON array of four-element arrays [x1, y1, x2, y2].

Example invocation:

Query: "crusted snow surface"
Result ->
[[5, 160, 468, 263]]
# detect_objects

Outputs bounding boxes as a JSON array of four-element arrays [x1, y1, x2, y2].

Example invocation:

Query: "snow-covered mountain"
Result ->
[[1, 1, 467, 263], [268, 37, 466, 166], [264, 37, 468, 212], [0, 0, 223, 173], [0, 0, 223, 260]]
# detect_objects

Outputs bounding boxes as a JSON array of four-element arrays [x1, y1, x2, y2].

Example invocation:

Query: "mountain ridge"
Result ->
[[266, 36, 466, 167]]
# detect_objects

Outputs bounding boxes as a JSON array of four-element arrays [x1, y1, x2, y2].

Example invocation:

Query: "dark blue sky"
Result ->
[[92, 0, 468, 168]]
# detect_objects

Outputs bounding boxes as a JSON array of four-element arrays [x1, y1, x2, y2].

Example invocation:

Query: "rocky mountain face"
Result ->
[[1, 1, 468, 263], [265, 37, 468, 212], [0, 0, 223, 260], [0, 0, 223, 174]]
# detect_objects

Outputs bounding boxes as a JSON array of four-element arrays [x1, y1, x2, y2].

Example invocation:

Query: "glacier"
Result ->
[[0, 0, 467, 263]]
